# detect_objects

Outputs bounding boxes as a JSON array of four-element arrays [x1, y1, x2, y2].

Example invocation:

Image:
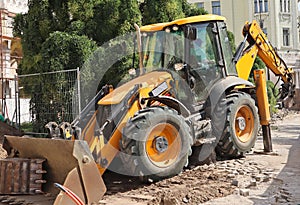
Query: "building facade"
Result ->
[[0, 0, 28, 115], [188, 0, 300, 109]]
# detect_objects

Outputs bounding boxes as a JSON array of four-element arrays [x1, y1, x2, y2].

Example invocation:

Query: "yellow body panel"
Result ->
[[253, 69, 271, 125], [81, 110, 98, 145], [98, 100, 141, 175], [236, 46, 258, 80], [140, 14, 226, 32], [239, 20, 293, 83], [99, 71, 172, 105]]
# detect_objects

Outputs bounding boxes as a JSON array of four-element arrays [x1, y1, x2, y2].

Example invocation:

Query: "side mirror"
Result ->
[[184, 25, 197, 41]]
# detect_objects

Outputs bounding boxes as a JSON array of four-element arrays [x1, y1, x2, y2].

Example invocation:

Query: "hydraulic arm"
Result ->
[[236, 20, 294, 100], [235, 20, 295, 152]]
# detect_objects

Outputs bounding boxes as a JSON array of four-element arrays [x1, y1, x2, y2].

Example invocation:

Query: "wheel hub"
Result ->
[[154, 136, 169, 153], [236, 116, 246, 131]]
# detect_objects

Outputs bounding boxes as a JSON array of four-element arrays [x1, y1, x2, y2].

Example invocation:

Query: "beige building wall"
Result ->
[[188, 0, 252, 43], [188, 0, 299, 50], [220, 0, 252, 43]]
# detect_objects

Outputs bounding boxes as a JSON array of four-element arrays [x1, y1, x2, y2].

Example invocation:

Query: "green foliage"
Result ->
[[247, 57, 265, 81], [248, 57, 278, 113], [15, 0, 210, 131], [40, 32, 97, 72], [142, 0, 185, 24], [87, 0, 121, 45], [227, 30, 236, 53], [253, 56, 265, 71], [141, 0, 208, 25], [12, 14, 25, 37], [267, 80, 279, 113], [181, 0, 208, 17], [118, 0, 142, 34], [20, 122, 34, 132]]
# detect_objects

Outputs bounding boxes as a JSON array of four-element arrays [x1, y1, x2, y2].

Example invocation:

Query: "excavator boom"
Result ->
[[236, 20, 295, 100]]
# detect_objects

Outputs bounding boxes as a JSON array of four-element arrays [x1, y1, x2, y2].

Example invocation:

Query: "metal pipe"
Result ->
[[262, 125, 272, 152], [77, 67, 81, 118], [14, 75, 18, 127], [134, 23, 143, 75], [0, 10, 3, 116], [254, 69, 273, 153]]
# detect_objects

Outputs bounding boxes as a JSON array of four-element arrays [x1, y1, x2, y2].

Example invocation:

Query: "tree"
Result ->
[[227, 30, 236, 53], [141, 0, 207, 25], [118, 0, 142, 33], [86, 0, 121, 45], [23, 32, 97, 131], [39, 32, 97, 72], [88, 0, 142, 45], [13, 0, 99, 74], [14, 0, 209, 132], [142, 0, 185, 25], [14, 0, 53, 74], [181, 0, 208, 17]]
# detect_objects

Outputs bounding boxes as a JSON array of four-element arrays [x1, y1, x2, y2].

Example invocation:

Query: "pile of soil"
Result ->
[[100, 165, 235, 205], [0, 121, 23, 159], [0, 121, 23, 142]]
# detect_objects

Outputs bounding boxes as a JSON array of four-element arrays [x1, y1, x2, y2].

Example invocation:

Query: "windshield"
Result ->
[[141, 29, 185, 73]]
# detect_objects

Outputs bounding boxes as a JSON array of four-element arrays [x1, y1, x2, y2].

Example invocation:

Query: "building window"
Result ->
[[254, 0, 268, 13], [281, 0, 290, 13], [283, 28, 290, 46], [196, 2, 204, 9], [264, 0, 268, 12], [212, 1, 221, 15]]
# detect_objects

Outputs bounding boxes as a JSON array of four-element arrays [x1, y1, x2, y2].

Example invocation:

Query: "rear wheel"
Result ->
[[120, 107, 192, 182], [216, 92, 259, 158]]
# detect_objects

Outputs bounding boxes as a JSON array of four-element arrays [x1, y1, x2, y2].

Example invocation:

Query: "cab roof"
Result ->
[[140, 14, 226, 32]]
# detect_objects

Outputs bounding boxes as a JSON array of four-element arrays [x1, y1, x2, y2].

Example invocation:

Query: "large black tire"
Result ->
[[188, 144, 216, 167], [216, 92, 259, 158], [120, 106, 193, 182]]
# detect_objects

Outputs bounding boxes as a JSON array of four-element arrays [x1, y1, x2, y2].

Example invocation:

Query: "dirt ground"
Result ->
[[0, 111, 299, 205]]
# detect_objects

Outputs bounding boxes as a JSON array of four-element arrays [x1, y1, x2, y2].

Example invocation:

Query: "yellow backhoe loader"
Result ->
[[0, 14, 294, 204]]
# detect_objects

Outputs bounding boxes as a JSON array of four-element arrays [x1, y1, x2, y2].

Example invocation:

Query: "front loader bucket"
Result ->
[[2, 136, 106, 204]]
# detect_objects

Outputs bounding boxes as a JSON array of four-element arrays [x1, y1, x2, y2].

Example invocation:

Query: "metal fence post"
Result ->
[[77, 67, 81, 118]]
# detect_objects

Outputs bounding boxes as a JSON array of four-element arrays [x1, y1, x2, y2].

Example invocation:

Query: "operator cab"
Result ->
[[139, 15, 237, 105]]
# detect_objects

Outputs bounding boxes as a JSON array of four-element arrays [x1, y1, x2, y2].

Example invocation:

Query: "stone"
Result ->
[[227, 174, 236, 178], [232, 179, 239, 186], [233, 188, 240, 195], [182, 197, 189, 203], [162, 196, 180, 205], [239, 189, 250, 197], [250, 178, 257, 187], [236, 159, 245, 164], [262, 176, 270, 182]]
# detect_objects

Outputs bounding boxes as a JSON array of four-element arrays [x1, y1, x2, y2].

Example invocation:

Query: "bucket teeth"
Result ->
[[34, 180, 47, 184], [35, 169, 47, 174], [0, 158, 46, 195]]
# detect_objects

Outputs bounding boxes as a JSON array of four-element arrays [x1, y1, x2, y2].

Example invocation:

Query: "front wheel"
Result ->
[[216, 92, 259, 158], [120, 107, 193, 182]]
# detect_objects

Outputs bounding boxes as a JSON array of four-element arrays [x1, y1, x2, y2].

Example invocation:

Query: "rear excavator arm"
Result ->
[[235, 20, 294, 100], [234, 20, 295, 152]]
